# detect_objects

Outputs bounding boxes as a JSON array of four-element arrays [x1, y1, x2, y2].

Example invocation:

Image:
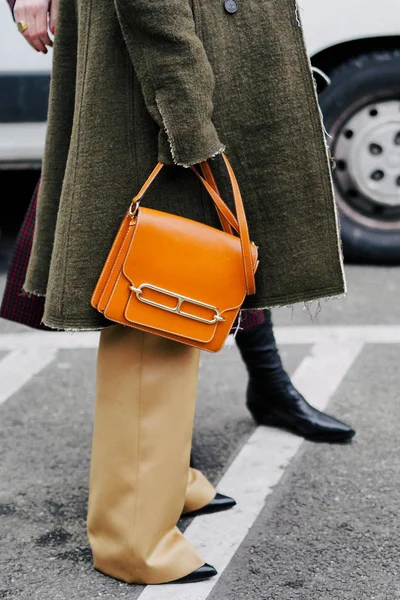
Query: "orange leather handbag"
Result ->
[[91, 153, 258, 352]]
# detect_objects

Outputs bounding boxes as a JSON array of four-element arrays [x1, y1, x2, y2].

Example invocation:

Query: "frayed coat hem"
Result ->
[[30, 285, 347, 332]]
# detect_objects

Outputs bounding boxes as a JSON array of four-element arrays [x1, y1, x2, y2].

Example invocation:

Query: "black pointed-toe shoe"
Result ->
[[184, 493, 236, 517], [172, 564, 218, 583], [247, 382, 356, 443], [235, 310, 356, 444]]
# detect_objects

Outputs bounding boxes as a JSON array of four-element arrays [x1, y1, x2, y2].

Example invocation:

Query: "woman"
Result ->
[[11, 0, 345, 586]]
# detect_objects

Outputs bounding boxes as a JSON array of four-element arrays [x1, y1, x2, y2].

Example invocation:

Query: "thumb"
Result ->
[[49, 0, 59, 35]]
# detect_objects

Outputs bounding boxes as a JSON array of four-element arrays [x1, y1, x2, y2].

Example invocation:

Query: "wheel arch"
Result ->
[[311, 37, 400, 75]]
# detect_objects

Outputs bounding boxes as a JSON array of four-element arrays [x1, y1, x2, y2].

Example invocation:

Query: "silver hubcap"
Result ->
[[332, 100, 400, 228]]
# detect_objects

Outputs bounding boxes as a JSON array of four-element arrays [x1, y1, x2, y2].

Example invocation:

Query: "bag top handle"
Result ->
[[129, 162, 239, 235], [130, 153, 256, 295], [195, 154, 256, 295], [199, 162, 238, 235]]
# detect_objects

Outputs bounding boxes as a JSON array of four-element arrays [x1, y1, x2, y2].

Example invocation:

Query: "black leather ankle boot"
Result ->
[[235, 310, 355, 443]]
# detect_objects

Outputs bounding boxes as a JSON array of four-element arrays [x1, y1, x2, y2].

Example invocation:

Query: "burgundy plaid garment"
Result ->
[[0, 0, 47, 329], [238, 309, 265, 331], [0, 182, 49, 330]]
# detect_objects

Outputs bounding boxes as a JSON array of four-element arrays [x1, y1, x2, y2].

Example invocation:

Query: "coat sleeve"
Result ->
[[114, 0, 225, 166]]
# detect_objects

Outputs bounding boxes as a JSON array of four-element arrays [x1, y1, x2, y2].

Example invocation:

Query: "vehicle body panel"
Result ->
[[301, 0, 399, 56]]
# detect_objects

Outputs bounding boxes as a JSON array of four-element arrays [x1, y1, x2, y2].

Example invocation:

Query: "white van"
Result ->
[[0, 2, 51, 168], [301, 0, 400, 262], [1, 0, 400, 261]]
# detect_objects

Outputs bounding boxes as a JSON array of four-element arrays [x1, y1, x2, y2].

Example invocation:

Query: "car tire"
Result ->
[[319, 50, 400, 264]]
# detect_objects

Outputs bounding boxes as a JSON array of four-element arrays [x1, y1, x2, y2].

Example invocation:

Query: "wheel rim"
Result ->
[[331, 99, 400, 230]]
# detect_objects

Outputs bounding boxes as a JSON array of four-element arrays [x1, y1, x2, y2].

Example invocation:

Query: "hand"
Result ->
[[14, 0, 53, 54]]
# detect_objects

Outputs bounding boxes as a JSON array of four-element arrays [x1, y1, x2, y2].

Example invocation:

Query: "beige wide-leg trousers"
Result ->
[[87, 325, 216, 584]]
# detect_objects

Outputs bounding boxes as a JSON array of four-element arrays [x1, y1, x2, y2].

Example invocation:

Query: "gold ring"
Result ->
[[17, 21, 28, 33]]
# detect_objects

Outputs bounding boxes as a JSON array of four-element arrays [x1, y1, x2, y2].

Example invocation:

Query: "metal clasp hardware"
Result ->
[[129, 201, 140, 218], [129, 283, 226, 325]]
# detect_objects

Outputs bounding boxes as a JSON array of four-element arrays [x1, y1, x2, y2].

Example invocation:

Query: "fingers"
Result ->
[[35, 9, 53, 49], [14, 0, 52, 53], [25, 9, 47, 53], [49, 0, 59, 35]]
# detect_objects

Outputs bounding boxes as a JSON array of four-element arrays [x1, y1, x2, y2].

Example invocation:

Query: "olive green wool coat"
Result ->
[[25, 0, 346, 330]]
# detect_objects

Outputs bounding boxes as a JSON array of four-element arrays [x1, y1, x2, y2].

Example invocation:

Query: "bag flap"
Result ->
[[121, 207, 257, 343]]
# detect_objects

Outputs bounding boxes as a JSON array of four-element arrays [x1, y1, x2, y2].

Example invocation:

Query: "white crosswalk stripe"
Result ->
[[0, 347, 58, 406]]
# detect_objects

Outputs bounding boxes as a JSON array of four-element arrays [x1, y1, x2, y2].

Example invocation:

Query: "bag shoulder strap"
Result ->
[[129, 162, 238, 234]]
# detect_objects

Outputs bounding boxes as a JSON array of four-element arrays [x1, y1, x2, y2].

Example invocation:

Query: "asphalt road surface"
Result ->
[[1, 235, 399, 600]]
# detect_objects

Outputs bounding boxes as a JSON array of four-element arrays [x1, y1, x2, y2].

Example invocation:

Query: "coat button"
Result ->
[[224, 0, 238, 13]]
